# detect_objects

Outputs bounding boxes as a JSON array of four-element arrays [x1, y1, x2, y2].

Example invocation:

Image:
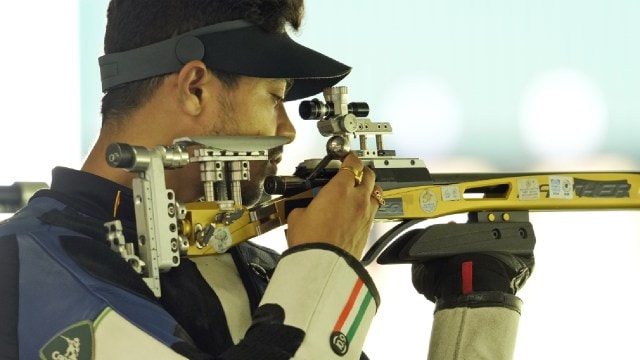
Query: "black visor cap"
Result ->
[[99, 20, 351, 101]]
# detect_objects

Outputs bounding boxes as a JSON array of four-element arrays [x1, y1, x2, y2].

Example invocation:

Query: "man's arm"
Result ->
[[414, 252, 534, 360], [224, 244, 379, 359]]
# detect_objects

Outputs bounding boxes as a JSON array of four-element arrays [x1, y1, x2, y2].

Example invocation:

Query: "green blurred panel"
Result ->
[[301, 0, 640, 166], [79, 0, 640, 165], [79, 0, 109, 158]]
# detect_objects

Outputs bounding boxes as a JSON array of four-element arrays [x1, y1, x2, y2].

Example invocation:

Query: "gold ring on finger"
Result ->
[[371, 189, 385, 207], [340, 166, 364, 186]]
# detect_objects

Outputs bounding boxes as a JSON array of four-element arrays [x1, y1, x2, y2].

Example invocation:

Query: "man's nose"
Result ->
[[277, 104, 296, 144]]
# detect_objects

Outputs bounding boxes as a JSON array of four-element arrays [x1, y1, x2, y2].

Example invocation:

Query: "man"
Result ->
[[1, 0, 381, 358], [0, 0, 533, 359]]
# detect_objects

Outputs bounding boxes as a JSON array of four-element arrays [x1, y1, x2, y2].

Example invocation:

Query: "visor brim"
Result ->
[[99, 20, 350, 101]]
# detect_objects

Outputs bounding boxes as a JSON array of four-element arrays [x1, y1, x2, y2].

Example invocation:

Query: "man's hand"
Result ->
[[412, 252, 535, 303], [286, 153, 383, 258]]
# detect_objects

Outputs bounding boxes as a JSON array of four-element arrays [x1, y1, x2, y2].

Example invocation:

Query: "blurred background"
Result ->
[[1, 1, 639, 358]]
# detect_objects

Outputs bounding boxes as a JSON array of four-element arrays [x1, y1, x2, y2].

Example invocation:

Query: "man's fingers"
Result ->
[[336, 153, 376, 191], [333, 153, 363, 187], [338, 166, 364, 186], [370, 184, 385, 208]]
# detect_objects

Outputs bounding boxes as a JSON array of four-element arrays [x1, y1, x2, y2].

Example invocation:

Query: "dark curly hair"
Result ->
[[101, 0, 304, 124]]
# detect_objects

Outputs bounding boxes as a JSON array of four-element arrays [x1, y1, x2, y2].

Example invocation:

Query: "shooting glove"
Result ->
[[412, 252, 534, 311]]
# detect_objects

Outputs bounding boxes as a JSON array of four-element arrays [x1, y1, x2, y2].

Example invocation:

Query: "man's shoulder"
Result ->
[[0, 193, 64, 234]]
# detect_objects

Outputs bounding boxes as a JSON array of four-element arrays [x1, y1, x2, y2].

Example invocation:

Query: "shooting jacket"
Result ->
[[0, 167, 379, 359]]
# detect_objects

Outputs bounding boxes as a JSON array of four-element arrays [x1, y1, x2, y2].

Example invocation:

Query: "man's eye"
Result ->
[[272, 94, 284, 105]]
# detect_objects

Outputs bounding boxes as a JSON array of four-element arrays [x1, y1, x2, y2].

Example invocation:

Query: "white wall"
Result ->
[[0, 1, 81, 185]]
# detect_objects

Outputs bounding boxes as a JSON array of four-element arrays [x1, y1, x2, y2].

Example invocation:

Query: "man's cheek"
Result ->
[[250, 160, 270, 179]]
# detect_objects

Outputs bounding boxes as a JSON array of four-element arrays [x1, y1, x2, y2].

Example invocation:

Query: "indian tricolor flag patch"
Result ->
[[330, 278, 373, 356]]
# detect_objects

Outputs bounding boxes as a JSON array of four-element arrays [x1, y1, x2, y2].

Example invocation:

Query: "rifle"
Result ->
[[103, 86, 640, 297], [0, 182, 49, 214]]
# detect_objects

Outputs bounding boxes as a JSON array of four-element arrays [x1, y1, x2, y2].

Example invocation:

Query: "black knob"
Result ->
[[106, 143, 136, 169]]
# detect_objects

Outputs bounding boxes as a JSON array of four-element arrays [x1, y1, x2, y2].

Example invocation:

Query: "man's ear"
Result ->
[[177, 60, 210, 116]]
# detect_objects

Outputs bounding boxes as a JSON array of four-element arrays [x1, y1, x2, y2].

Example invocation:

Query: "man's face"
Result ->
[[179, 75, 296, 206]]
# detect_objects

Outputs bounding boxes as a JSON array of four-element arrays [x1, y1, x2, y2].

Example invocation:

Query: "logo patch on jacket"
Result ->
[[330, 278, 373, 356], [40, 321, 93, 360]]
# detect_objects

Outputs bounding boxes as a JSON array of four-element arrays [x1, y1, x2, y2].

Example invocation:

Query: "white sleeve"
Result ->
[[427, 294, 522, 360], [258, 243, 380, 360]]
